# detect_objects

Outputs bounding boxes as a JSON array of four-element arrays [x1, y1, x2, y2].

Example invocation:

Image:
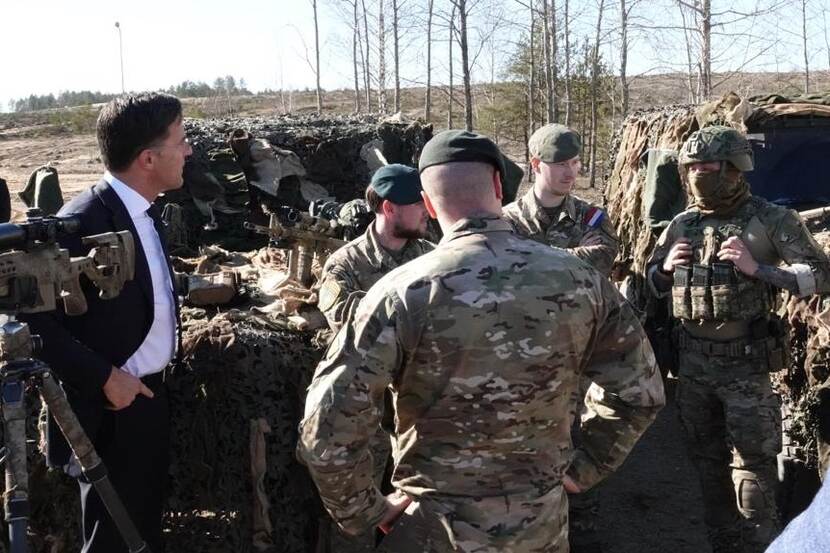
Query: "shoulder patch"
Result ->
[[317, 279, 343, 313], [582, 207, 605, 228]]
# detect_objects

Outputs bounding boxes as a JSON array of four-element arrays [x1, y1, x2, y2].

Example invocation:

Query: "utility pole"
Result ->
[[114, 22, 125, 93]]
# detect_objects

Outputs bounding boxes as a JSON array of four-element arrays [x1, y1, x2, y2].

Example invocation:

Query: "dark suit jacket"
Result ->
[[22, 178, 177, 467]]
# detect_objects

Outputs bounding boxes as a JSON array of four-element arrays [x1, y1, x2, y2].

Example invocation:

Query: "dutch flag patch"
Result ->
[[583, 207, 605, 229]]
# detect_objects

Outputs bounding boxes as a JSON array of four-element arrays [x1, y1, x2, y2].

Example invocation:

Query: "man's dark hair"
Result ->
[[97, 93, 183, 172], [365, 184, 384, 213]]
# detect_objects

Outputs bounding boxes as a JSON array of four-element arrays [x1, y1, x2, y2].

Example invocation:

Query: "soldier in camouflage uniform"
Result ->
[[315, 164, 433, 551], [647, 126, 830, 553], [298, 129, 665, 552], [317, 164, 434, 333], [503, 124, 618, 277], [504, 124, 617, 552]]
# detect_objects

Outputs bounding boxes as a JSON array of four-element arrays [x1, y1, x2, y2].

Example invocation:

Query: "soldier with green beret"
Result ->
[[647, 125, 830, 553], [298, 129, 665, 552], [315, 163, 434, 552], [317, 163, 434, 332], [503, 123, 619, 277], [505, 123, 618, 552]]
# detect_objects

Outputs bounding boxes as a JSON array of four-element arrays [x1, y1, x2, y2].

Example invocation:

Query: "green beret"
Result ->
[[418, 130, 506, 178], [528, 124, 581, 163], [501, 153, 524, 204], [370, 164, 423, 205]]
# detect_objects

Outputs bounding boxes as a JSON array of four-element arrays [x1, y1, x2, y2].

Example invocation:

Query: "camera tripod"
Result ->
[[0, 316, 150, 553]]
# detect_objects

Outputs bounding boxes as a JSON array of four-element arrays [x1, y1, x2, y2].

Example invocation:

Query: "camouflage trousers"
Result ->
[[327, 425, 394, 553], [676, 350, 782, 553], [569, 400, 602, 553]]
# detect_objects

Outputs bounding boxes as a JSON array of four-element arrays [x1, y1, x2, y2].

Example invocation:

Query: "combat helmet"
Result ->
[[678, 125, 754, 172]]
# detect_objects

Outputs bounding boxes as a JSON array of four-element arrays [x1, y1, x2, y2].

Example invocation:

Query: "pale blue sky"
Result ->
[[2, 0, 827, 111]]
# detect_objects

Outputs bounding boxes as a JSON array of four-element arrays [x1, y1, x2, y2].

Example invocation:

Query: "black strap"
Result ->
[[82, 461, 109, 483], [5, 497, 29, 520], [147, 203, 184, 370]]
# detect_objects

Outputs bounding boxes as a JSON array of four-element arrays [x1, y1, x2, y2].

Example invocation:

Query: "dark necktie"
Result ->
[[147, 203, 184, 370]]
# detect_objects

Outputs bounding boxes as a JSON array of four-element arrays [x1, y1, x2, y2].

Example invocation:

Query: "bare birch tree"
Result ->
[[619, 0, 629, 116], [352, 0, 362, 111], [312, 0, 323, 113], [825, 7, 830, 70], [821, 9, 830, 69], [425, 0, 434, 120], [551, 0, 559, 121], [456, 0, 474, 130], [563, 0, 572, 125], [378, 0, 388, 112], [649, 0, 782, 101], [542, 0, 555, 123], [448, 2, 456, 128], [392, 0, 402, 112], [589, 0, 605, 188], [361, 0, 372, 109], [529, 0, 537, 132], [801, 0, 810, 93]]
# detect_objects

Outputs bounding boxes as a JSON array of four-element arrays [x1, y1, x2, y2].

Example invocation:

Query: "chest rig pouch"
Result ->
[[670, 206, 773, 321]]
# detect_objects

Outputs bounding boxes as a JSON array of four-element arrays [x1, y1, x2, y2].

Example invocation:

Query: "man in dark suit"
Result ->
[[22, 92, 190, 552]]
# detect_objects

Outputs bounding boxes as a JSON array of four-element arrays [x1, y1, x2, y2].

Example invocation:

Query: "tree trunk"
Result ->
[[802, 0, 810, 94], [701, 0, 711, 99], [448, 3, 455, 128], [353, 0, 361, 112], [378, 0, 388, 112], [551, 0, 559, 122], [678, 1, 697, 103], [589, 0, 605, 188], [563, 0, 571, 125], [457, 0, 474, 131], [361, 0, 371, 109], [824, 8, 830, 71], [312, 0, 323, 113], [393, 0, 401, 112], [619, 0, 629, 117], [529, 0, 536, 133], [542, 0, 554, 123], [425, 0, 434, 120]]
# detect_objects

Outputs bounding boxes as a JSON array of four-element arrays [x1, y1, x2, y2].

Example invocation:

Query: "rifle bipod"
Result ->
[[0, 318, 150, 553]]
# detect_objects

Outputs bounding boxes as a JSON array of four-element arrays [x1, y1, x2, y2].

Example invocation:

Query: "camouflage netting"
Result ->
[[780, 230, 830, 472], [161, 114, 432, 252], [163, 313, 324, 553], [185, 114, 432, 199]]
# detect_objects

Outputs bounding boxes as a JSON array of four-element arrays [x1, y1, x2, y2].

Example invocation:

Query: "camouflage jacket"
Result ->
[[502, 190, 619, 276], [298, 215, 665, 546], [648, 195, 830, 300], [316, 222, 434, 331]]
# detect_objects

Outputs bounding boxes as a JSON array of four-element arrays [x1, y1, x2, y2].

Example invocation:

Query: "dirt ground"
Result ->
[[597, 378, 710, 553], [0, 131, 713, 553], [0, 130, 101, 218]]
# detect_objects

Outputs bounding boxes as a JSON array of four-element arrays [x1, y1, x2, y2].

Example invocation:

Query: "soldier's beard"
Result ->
[[392, 222, 427, 240], [687, 166, 749, 215]]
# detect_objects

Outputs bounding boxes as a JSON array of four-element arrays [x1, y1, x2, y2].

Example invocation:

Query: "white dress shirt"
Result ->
[[106, 172, 176, 377]]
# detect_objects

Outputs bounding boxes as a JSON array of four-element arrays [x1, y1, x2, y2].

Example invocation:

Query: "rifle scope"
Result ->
[[0, 216, 81, 251]]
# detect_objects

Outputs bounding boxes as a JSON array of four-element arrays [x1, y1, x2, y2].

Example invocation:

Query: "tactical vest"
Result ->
[[670, 201, 774, 322]]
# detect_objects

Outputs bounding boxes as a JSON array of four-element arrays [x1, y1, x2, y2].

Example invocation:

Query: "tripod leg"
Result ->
[[1, 378, 29, 553], [38, 372, 150, 553]]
